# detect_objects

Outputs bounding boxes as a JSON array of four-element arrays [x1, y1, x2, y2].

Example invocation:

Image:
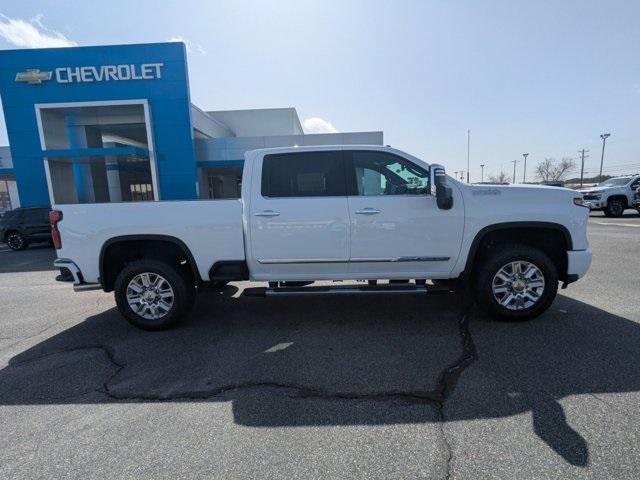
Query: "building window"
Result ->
[[130, 183, 154, 201], [200, 166, 243, 199]]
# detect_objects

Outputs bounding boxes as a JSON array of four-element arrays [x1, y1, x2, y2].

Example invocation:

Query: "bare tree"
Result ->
[[488, 170, 510, 184], [536, 157, 576, 182]]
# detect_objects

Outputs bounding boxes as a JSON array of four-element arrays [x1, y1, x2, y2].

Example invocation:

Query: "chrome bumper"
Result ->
[[54, 258, 101, 292], [583, 201, 602, 210]]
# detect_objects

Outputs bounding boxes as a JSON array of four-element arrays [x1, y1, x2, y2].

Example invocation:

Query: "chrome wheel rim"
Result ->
[[491, 260, 545, 311], [7, 233, 23, 249], [126, 272, 174, 320]]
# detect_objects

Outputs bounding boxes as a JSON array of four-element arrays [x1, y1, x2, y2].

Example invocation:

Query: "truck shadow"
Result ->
[[1, 289, 638, 467]]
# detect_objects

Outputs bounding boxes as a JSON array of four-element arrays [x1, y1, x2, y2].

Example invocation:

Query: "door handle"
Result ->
[[355, 208, 381, 215], [254, 210, 280, 217]]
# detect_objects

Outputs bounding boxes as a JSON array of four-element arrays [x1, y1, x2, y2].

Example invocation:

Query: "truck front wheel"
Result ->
[[604, 198, 625, 217], [472, 245, 558, 321], [114, 259, 195, 330]]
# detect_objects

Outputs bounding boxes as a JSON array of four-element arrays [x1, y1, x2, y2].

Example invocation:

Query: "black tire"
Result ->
[[114, 259, 195, 331], [472, 244, 558, 322], [604, 198, 625, 217], [6, 231, 27, 251]]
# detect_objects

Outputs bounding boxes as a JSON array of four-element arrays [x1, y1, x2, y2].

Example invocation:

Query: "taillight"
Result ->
[[573, 197, 587, 207], [49, 210, 63, 249]]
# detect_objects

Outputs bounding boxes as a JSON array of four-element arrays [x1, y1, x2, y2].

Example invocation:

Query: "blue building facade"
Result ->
[[0, 42, 382, 208]]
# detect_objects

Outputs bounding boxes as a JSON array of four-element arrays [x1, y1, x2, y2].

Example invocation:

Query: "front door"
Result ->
[[248, 150, 350, 281], [345, 150, 464, 278]]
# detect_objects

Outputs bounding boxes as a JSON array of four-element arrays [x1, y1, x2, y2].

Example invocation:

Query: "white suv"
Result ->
[[579, 175, 640, 217]]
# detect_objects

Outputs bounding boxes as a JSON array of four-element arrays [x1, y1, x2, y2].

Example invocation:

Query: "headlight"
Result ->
[[592, 194, 601, 200]]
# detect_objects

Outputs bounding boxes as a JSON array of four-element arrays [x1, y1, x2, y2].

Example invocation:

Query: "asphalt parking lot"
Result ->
[[1, 211, 639, 479]]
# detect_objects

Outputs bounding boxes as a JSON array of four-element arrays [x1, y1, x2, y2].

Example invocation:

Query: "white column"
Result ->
[[106, 159, 122, 202], [8, 180, 20, 208]]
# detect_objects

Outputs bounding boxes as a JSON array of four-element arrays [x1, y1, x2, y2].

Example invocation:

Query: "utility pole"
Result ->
[[480, 164, 485, 183], [599, 133, 611, 181], [578, 149, 589, 187], [466, 129, 470, 183], [522, 153, 529, 183], [512, 160, 518, 184]]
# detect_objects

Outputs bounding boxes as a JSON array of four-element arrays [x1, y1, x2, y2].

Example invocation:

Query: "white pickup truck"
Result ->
[[51, 145, 592, 330], [579, 175, 640, 217]]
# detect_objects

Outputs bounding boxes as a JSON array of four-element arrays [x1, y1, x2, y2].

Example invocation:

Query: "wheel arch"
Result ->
[[462, 222, 572, 283], [607, 195, 628, 207], [99, 234, 201, 292]]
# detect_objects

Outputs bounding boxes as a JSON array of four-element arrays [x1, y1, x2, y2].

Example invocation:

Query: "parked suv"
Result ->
[[579, 175, 640, 217], [0, 206, 52, 250]]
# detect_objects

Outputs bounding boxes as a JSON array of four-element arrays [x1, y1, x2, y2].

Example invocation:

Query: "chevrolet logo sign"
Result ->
[[15, 69, 53, 84]]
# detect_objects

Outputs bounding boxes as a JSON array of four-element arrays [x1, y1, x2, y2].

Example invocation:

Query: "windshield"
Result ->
[[598, 178, 631, 187]]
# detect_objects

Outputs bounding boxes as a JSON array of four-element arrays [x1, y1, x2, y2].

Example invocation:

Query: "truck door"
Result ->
[[248, 150, 350, 280], [345, 150, 464, 278]]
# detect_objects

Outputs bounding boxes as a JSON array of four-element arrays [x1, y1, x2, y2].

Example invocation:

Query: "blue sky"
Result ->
[[1, 0, 639, 181]]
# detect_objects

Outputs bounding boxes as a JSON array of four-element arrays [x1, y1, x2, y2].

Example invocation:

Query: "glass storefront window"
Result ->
[[48, 155, 155, 204], [0, 178, 11, 212]]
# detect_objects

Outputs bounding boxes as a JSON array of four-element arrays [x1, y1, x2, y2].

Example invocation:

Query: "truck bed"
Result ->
[[56, 199, 245, 284]]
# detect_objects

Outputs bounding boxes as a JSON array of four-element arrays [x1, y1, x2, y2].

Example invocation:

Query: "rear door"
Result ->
[[248, 150, 351, 280], [345, 150, 464, 278]]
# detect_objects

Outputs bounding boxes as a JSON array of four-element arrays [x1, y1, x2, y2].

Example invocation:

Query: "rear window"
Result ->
[[261, 151, 346, 197]]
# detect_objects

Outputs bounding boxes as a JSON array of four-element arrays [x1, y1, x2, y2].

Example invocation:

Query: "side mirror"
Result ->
[[430, 164, 453, 210]]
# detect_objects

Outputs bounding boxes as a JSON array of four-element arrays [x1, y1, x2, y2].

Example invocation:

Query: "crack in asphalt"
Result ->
[[7, 302, 478, 480]]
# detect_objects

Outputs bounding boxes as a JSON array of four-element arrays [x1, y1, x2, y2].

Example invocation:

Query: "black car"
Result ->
[[0, 206, 52, 250]]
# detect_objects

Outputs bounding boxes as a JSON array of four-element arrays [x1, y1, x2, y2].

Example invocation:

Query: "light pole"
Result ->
[[512, 160, 518, 184], [480, 164, 485, 183], [522, 153, 529, 183], [466, 129, 470, 183], [598, 133, 610, 181], [578, 149, 589, 188]]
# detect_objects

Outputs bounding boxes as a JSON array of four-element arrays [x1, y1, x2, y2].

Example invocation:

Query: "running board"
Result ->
[[243, 283, 454, 297]]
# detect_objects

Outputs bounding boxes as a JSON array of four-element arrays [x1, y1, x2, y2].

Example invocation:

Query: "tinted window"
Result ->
[[348, 151, 430, 196], [22, 208, 49, 223], [261, 151, 346, 197]]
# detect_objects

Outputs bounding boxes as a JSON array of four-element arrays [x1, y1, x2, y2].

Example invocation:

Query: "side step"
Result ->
[[243, 283, 454, 297]]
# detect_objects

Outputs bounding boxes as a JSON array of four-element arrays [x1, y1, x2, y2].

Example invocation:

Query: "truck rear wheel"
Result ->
[[114, 259, 195, 330], [472, 245, 558, 321], [6, 231, 27, 251]]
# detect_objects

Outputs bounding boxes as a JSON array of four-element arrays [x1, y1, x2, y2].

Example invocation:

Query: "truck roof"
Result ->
[[244, 144, 428, 168]]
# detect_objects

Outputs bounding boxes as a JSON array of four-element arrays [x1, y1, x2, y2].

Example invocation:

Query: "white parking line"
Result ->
[[590, 221, 640, 228]]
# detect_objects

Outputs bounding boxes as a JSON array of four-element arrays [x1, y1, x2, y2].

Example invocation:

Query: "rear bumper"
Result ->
[[54, 258, 101, 292], [566, 249, 592, 280]]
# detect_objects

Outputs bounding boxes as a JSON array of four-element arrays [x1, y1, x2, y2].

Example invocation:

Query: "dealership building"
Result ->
[[0, 42, 382, 211]]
